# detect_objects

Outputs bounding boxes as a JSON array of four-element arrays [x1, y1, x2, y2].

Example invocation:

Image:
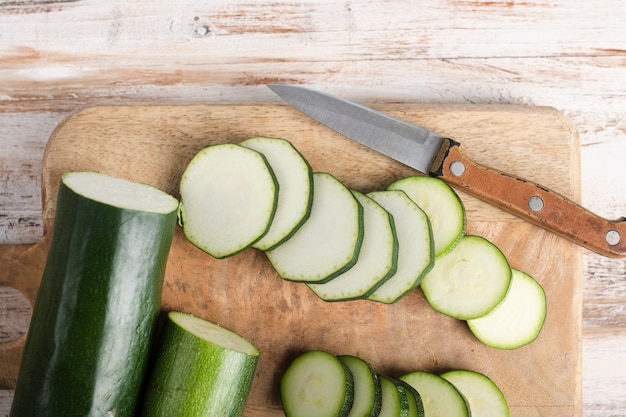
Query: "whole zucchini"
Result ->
[[10, 172, 179, 417]]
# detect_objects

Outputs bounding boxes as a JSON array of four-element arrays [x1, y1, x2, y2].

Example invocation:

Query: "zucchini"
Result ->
[[387, 176, 465, 258], [366, 190, 434, 304], [266, 172, 364, 283], [467, 268, 547, 349], [308, 191, 398, 301], [139, 311, 260, 417], [239, 137, 314, 251], [337, 355, 383, 417], [179, 143, 278, 258], [10, 172, 179, 417], [400, 371, 470, 417], [281, 350, 355, 417], [378, 375, 408, 417], [420, 235, 512, 320], [396, 380, 425, 417], [441, 369, 510, 417]]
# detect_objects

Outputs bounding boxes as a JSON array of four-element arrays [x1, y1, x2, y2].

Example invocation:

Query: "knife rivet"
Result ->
[[450, 161, 466, 176], [606, 229, 621, 246], [528, 196, 544, 212]]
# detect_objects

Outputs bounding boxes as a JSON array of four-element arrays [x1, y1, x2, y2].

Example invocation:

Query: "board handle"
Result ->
[[432, 138, 626, 258]]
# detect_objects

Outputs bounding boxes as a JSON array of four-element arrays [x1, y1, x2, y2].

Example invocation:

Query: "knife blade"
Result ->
[[268, 84, 626, 258]]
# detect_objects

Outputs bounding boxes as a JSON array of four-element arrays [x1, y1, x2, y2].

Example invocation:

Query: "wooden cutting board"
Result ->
[[0, 103, 582, 416]]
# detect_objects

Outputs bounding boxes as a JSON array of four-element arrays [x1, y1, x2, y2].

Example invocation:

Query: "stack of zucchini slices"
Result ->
[[279, 349, 510, 417], [179, 137, 547, 350]]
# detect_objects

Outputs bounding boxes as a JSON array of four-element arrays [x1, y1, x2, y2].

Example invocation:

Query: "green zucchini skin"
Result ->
[[10, 175, 178, 417]]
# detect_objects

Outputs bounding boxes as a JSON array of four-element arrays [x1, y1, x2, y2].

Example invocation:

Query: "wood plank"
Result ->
[[0, 103, 581, 416]]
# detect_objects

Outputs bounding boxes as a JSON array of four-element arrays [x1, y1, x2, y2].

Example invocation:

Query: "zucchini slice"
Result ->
[[387, 176, 465, 258], [467, 269, 547, 349], [366, 190, 434, 304], [338, 355, 383, 417], [281, 350, 355, 417], [240, 137, 314, 251], [440, 370, 510, 417], [420, 235, 512, 320], [10, 172, 179, 417], [378, 375, 409, 417], [307, 191, 398, 301], [139, 311, 260, 417], [400, 371, 470, 417], [179, 143, 278, 258], [266, 172, 364, 283]]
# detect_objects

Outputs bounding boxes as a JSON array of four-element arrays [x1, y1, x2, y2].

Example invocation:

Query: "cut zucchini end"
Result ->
[[467, 269, 547, 349], [281, 350, 354, 417], [421, 235, 512, 320], [441, 370, 510, 417], [62, 171, 179, 214], [169, 311, 259, 356]]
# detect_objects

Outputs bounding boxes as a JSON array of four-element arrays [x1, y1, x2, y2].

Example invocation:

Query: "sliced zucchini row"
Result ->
[[179, 143, 278, 258], [307, 191, 398, 301], [467, 268, 547, 349], [240, 137, 314, 251], [366, 190, 434, 304], [266, 172, 364, 283], [420, 235, 512, 320], [387, 176, 465, 258]]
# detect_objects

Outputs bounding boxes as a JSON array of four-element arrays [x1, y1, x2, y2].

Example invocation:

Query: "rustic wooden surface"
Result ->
[[0, 1, 624, 416], [1, 103, 583, 417]]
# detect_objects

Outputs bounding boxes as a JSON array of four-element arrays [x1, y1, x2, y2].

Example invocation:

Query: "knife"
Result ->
[[268, 84, 626, 258]]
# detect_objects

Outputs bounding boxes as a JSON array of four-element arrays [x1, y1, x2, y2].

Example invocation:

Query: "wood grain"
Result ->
[[0, 104, 582, 417]]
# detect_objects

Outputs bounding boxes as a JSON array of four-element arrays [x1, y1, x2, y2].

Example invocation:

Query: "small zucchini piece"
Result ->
[[387, 176, 465, 258], [420, 235, 512, 320], [179, 143, 278, 258], [308, 191, 398, 301], [378, 375, 409, 417], [281, 350, 355, 417], [366, 190, 434, 304], [400, 371, 470, 417], [10, 172, 179, 417], [239, 137, 314, 251], [139, 311, 260, 417], [338, 355, 383, 417], [467, 269, 547, 349], [440, 370, 510, 417], [266, 172, 364, 283]]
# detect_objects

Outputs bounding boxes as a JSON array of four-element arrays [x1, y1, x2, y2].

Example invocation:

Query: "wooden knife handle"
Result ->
[[431, 138, 626, 258]]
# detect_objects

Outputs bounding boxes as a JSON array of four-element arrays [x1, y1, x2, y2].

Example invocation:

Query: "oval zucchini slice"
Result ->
[[467, 269, 547, 349], [440, 369, 510, 417], [10, 172, 179, 417], [179, 143, 278, 258], [240, 137, 314, 251], [139, 311, 260, 417], [266, 172, 364, 283], [420, 235, 512, 320], [400, 371, 470, 417], [338, 355, 382, 417], [281, 350, 354, 417]]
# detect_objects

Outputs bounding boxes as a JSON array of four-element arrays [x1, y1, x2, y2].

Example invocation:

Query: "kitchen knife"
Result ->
[[268, 84, 626, 258]]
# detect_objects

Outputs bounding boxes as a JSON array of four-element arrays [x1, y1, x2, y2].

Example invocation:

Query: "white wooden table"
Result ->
[[1, 1, 625, 416]]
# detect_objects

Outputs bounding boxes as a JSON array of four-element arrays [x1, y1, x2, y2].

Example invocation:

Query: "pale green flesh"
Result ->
[[441, 370, 510, 417], [62, 171, 179, 214], [400, 372, 469, 417], [179, 144, 277, 258], [388, 176, 465, 258], [308, 191, 398, 301], [378, 376, 403, 417], [169, 311, 259, 356], [467, 269, 547, 349], [338, 355, 381, 417], [281, 351, 353, 417], [266, 172, 363, 283], [421, 235, 511, 320], [240, 137, 313, 251], [366, 190, 434, 304]]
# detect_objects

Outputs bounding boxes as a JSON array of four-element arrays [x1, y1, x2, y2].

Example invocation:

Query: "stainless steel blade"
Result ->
[[268, 84, 446, 173]]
